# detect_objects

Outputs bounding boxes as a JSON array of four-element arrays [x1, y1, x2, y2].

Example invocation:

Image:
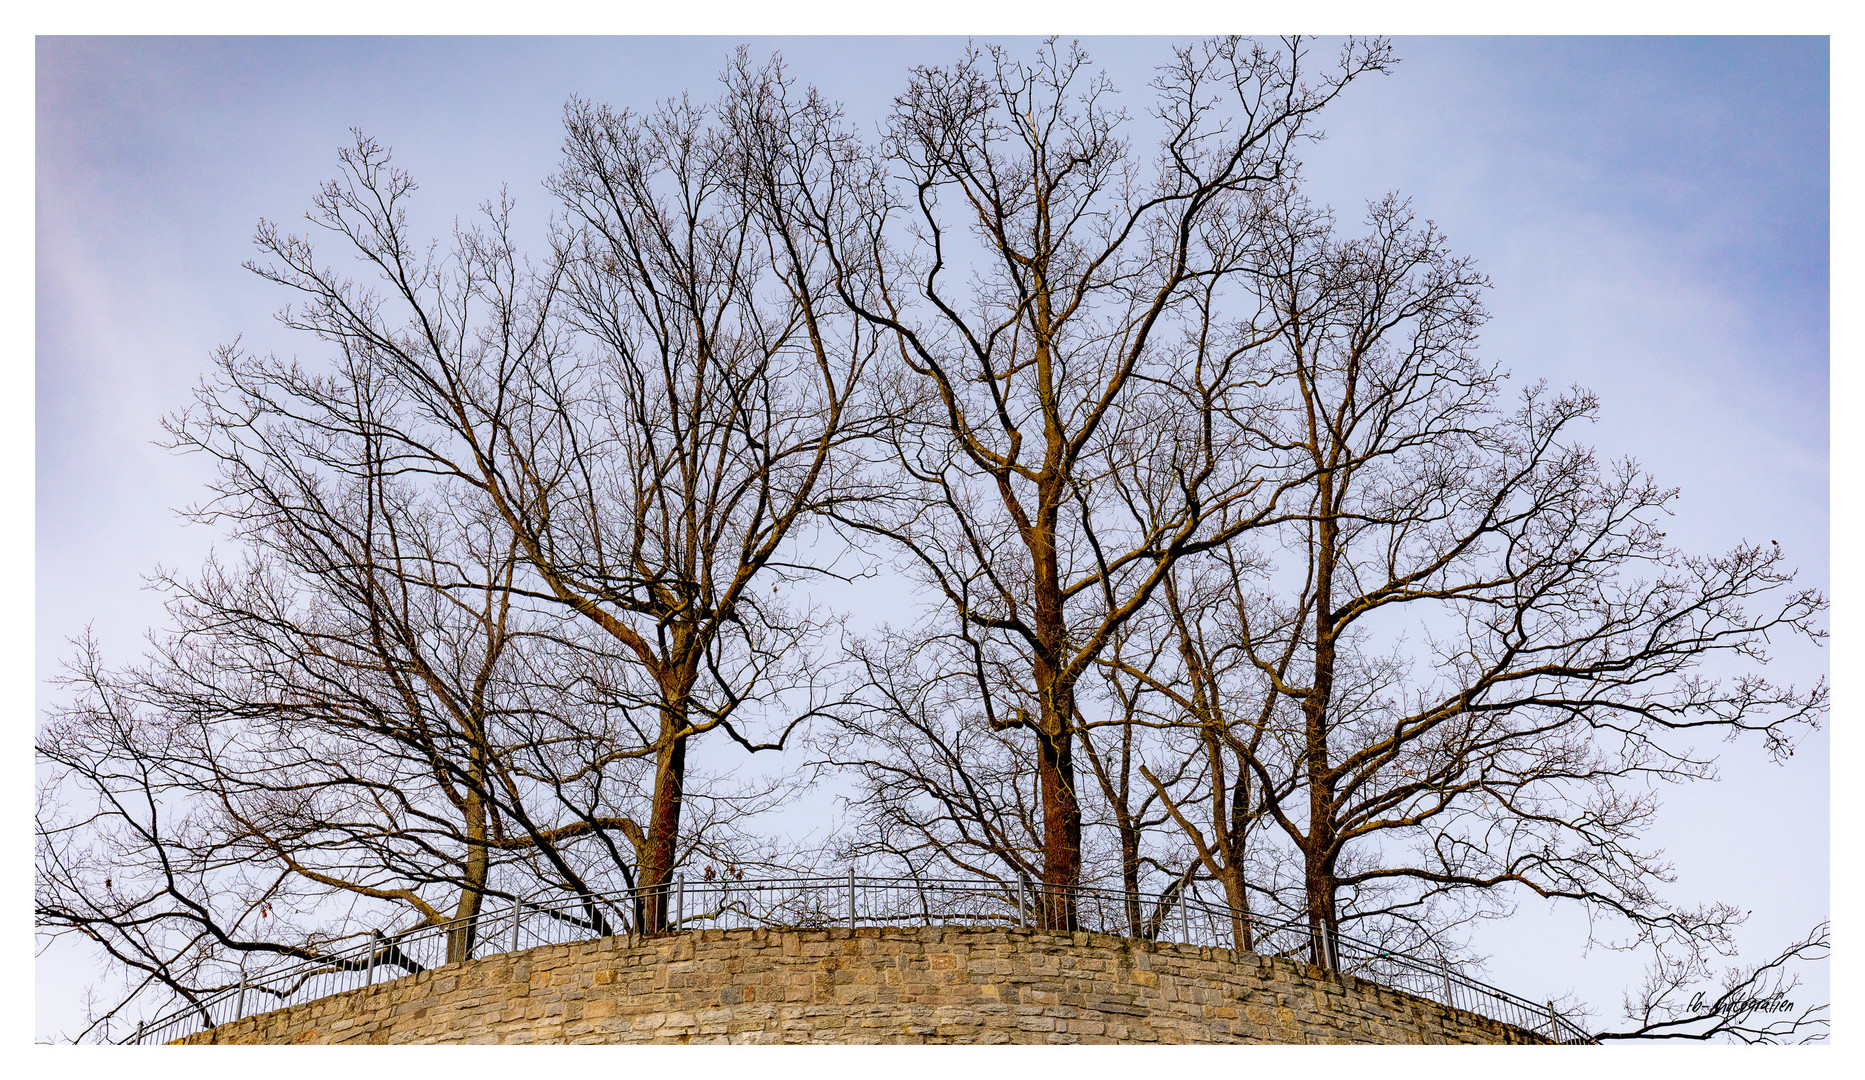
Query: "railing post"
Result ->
[[847, 866, 856, 930], [134, 1021, 145, 1046], [1179, 890, 1190, 943], [676, 874, 685, 930], [1017, 875, 1027, 929], [1547, 1000, 1560, 1042], [511, 898, 521, 952], [1440, 959, 1455, 1008], [237, 965, 248, 1022], [366, 930, 378, 986]]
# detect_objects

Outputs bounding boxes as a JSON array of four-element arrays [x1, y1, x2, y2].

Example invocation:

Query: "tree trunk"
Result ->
[[1119, 817, 1144, 939], [447, 754, 490, 964], [1026, 429, 1083, 928], [635, 698, 690, 934], [1220, 760, 1254, 953], [1034, 678, 1082, 930], [1305, 482, 1340, 967], [447, 806, 488, 964]]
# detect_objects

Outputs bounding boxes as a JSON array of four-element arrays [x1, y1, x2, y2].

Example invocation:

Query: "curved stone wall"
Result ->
[[180, 926, 1550, 1044]]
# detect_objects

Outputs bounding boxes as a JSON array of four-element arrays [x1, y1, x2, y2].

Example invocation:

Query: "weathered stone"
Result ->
[[180, 927, 1553, 1045]]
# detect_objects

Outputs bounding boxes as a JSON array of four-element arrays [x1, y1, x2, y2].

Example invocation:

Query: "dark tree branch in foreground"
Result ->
[[1597, 921, 1828, 1043]]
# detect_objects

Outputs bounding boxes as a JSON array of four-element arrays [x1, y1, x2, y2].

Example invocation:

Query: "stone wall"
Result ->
[[180, 926, 1550, 1044]]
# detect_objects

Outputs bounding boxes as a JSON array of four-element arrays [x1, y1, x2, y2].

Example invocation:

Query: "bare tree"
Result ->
[[827, 620, 1198, 940], [809, 37, 1391, 926], [1076, 638, 1194, 939], [37, 61, 882, 1037], [35, 358, 652, 1039], [1102, 553, 1294, 951], [534, 83, 877, 927], [1107, 183, 1826, 967], [217, 71, 876, 932], [825, 630, 1047, 886]]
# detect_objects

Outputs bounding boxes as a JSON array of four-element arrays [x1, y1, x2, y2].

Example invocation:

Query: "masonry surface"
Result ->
[[181, 926, 1550, 1044]]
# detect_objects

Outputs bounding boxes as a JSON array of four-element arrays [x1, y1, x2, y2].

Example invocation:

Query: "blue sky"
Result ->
[[34, 36, 1829, 1042]]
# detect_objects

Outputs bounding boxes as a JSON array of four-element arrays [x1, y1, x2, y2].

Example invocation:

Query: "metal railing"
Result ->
[[121, 872, 1593, 1045]]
